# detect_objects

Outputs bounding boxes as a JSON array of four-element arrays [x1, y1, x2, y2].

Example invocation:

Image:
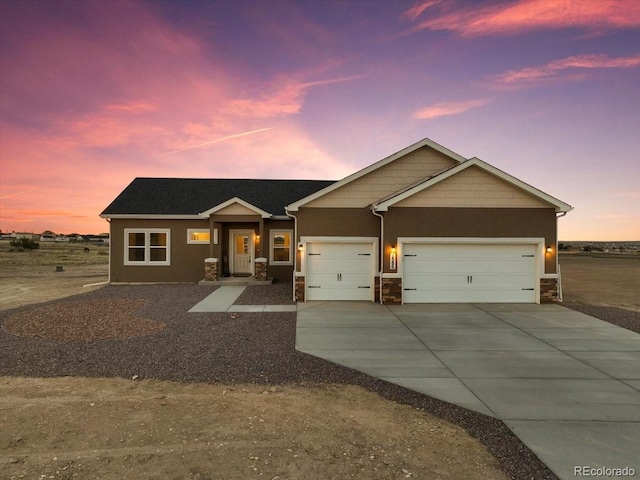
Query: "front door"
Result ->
[[230, 230, 254, 276]]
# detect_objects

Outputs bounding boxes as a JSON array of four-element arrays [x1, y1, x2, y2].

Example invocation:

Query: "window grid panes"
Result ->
[[125, 229, 170, 265], [271, 231, 292, 265]]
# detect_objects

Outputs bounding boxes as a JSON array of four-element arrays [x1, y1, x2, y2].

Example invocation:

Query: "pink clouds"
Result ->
[[490, 54, 640, 87], [414, 98, 491, 120], [223, 76, 362, 118], [402, 0, 640, 36]]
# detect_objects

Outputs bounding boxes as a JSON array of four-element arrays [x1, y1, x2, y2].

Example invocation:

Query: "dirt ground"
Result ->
[[0, 377, 507, 480], [559, 253, 640, 312], [2, 246, 637, 480], [1, 243, 508, 480]]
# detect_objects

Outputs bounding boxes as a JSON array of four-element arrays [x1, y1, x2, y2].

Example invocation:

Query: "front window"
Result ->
[[270, 230, 293, 265], [125, 229, 170, 265], [187, 229, 210, 244]]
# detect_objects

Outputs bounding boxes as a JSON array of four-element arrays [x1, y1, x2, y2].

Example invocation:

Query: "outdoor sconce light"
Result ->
[[256, 234, 260, 241], [298, 243, 304, 252], [546, 246, 553, 254], [390, 244, 397, 270]]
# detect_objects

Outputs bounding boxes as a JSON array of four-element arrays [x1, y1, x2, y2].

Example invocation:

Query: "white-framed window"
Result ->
[[187, 229, 210, 244], [125, 229, 170, 266], [270, 230, 293, 265]]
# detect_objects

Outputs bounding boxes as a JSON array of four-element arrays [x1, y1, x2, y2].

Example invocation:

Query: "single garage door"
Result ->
[[306, 242, 374, 301], [403, 243, 537, 303]]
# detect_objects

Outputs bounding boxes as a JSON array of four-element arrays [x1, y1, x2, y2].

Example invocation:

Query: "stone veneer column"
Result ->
[[295, 276, 305, 302], [540, 278, 558, 302], [381, 277, 402, 304], [255, 257, 267, 281], [204, 258, 218, 281]]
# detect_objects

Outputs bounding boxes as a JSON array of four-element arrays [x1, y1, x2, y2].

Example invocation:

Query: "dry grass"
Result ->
[[0, 242, 109, 311], [0, 241, 109, 268]]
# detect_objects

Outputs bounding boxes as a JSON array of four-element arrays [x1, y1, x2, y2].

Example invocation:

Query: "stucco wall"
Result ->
[[110, 218, 295, 282], [110, 219, 210, 283], [382, 207, 558, 274]]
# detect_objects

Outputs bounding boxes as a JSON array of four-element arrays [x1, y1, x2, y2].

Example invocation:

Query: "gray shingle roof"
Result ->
[[101, 178, 336, 217]]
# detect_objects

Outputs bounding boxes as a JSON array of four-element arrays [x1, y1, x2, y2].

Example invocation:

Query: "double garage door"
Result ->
[[403, 243, 537, 303], [304, 240, 538, 303]]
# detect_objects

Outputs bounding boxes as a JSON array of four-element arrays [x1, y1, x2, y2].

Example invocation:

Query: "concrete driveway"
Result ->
[[296, 302, 640, 480]]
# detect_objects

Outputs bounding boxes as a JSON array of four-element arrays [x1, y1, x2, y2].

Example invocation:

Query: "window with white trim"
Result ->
[[187, 229, 210, 244], [125, 229, 170, 265], [270, 230, 293, 265]]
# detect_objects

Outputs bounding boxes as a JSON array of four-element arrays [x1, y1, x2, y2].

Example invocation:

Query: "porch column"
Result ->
[[255, 257, 267, 281], [204, 258, 219, 281]]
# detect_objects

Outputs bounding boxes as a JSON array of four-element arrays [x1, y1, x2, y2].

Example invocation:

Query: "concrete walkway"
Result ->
[[188, 286, 297, 313], [296, 301, 640, 480]]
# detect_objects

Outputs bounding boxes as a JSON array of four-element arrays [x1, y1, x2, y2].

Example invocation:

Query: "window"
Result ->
[[270, 230, 293, 265], [187, 229, 210, 244], [125, 229, 170, 265]]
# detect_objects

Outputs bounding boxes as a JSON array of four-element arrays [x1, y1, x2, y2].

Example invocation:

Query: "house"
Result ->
[[101, 138, 572, 304]]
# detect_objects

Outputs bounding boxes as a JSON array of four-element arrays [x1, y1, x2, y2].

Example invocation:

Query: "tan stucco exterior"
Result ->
[[394, 166, 552, 208], [110, 219, 210, 283], [305, 146, 457, 208], [110, 217, 295, 282]]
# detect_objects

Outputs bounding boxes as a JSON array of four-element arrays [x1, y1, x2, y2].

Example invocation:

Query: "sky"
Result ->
[[0, 0, 638, 240]]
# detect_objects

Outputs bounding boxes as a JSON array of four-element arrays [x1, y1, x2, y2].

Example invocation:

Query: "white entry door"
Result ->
[[403, 243, 537, 303], [306, 242, 374, 301], [230, 230, 253, 275]]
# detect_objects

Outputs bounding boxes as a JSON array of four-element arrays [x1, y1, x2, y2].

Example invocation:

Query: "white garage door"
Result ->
[[403, 243, 537, 303], [306, 242, 374, 301]]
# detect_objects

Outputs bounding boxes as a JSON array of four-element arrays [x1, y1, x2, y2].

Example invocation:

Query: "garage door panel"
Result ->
[[305, 242, 374, 301], [403, 243, 537, 303]]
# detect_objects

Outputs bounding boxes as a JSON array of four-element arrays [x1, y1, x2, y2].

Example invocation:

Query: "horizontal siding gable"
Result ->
[[214, 202, 260, 215], [394, 166, 553, 208], [305, 146, 457, 208]]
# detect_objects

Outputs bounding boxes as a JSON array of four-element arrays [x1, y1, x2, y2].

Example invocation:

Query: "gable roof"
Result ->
[[199, 197, 271, 218], [100, 178, 335, 218], [286, 138, 467, 211], [373, 157, 573, 213]]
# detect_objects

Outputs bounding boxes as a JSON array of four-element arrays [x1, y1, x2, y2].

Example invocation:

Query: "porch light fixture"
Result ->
[[546, 246, 552, 254], [390, 244, 397, 271], [298, 243, 303, 252]]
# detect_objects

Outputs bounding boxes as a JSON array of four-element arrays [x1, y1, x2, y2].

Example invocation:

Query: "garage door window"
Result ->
[[125, 229, 170, 266], [270, 230, 293, 265]]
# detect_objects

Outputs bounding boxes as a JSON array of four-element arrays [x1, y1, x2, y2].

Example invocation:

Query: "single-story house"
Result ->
[[101, 138, 572, 304]]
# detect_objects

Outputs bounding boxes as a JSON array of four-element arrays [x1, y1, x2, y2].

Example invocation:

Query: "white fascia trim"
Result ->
[[286, 138, 467, 211], [199, 197, 271, 218], [374, 158, 573, 213], [299, 236, 379, 278], [101, 214, 201, 219]]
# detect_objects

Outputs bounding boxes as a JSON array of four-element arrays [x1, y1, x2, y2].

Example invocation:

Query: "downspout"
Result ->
[[84, 217, 111, 288], [371, 207, 384, 304], [285, 207, 298, 302], [555, 211, 568, 302]]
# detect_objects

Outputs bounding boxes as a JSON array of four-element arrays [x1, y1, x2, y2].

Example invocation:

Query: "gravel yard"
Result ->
[[0, 283, 555, 480]]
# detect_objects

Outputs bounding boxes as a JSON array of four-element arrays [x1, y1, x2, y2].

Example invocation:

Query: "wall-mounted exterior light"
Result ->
[[298, 243, 304, 252], [546, 246, 553, 254], [390, 244, 397, 270]]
